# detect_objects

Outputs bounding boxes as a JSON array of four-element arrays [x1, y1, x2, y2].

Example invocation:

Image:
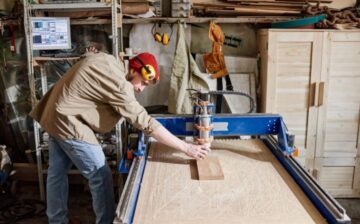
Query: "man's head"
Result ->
[[127, 53, 159, 93]]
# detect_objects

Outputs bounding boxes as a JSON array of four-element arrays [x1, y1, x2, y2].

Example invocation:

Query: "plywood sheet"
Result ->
[[133, 139, 326, 224]]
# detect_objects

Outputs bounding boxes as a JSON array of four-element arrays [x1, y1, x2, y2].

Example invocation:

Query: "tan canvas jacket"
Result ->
[[29, 52, 160, 145]]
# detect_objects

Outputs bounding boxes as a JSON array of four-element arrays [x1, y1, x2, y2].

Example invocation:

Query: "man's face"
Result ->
[[127, 69, 150, 93]]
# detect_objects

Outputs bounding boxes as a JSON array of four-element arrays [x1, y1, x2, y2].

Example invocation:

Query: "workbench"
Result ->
[[115, 114, 351, 224], [133, 139, 325, 224]]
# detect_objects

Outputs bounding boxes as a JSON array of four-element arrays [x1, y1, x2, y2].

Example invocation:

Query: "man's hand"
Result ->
[[184, 142, 211, 160], [86, 46, 99, 53], [149, 125, 211, 160]]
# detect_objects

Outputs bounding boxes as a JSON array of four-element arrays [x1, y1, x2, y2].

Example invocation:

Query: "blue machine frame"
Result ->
[[115, 114, 350, 224]]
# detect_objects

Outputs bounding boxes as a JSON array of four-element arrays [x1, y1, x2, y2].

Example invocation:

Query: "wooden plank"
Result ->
[[204, 7, 301, 16], [257, 29, 269, 113], [133, 140, 326, 224], [122, 16, 299, 24], [194, 2, 304, 10], [196, 156, 224, 180], [266, 31, 278, 112], [225, 0, 332, 2]]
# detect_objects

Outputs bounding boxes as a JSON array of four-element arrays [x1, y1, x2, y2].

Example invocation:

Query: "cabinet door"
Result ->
[[315, 31, 360, 197], [261, 31, 323, 169]]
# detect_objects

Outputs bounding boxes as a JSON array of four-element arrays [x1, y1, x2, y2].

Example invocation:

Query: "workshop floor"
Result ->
[[4, 181, 360, 224], [337, 199, 360, 224], [10, 182, 95, 224]]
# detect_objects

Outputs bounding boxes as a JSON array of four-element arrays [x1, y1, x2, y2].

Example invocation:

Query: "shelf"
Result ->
[[29, 2, 120, 10], [71, 18, 112, 25], [122, 16, 300, 24], [0, 19, 21, 26], [33, 56, 80, 66]]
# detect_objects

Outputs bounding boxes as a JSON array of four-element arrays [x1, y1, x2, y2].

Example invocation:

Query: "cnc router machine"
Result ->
[[114, 90, 351, 224]]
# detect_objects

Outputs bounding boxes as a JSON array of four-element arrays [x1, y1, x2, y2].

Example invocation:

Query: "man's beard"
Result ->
[[126, 74, 134, 82], [126, 74, 141, 93]]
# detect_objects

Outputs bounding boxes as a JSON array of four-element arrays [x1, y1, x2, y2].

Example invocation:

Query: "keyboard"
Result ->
[[54, 53, 81, 58]]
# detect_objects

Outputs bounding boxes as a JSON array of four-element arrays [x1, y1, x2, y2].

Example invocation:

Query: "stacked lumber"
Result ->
[[122, 0, 150, 15], [48, 0, 151, 18], [193, 0, 333, 17]]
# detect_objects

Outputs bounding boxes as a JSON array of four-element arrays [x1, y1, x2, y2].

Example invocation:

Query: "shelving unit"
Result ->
[[29, 2, 120, 10], [23, 0, 124, 201], [122, 16, 299, 24]]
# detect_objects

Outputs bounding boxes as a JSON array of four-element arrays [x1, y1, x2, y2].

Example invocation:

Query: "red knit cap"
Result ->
[[128, 53, 159, 83]]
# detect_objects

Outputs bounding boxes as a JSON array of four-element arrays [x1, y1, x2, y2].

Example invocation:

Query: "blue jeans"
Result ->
[[47, 136, 115, 224]]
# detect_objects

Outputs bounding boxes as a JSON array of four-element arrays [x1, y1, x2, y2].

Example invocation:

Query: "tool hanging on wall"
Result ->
[[151, 22, 174, 46], [203, 21, 233, 113]]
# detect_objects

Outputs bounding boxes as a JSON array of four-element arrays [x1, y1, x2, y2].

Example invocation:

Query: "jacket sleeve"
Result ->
[[103, 56, 161, 135]]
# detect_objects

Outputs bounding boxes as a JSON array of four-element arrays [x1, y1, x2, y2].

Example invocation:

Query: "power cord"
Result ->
[[0, 186, 46, 224]]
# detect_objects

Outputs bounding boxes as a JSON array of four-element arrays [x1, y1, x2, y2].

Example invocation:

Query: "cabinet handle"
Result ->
[[312, 169, 319, 180], [318, 82, 325, 107], [357, 106, 360, 149], [309, 83, 317, 107]]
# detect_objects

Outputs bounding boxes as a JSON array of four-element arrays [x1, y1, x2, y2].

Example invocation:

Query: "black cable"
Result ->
[[187, 89, 256, 113], [0, 198, 45, 224], [208, 90, 256, 113]]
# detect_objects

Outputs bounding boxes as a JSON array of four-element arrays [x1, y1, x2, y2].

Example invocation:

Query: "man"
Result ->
[[29, 51, 210, 224]]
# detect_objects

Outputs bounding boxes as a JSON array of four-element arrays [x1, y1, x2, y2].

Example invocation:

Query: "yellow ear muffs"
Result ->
[[152, 23, 173, 46], [162, 33, 169, 46], [141, 64, 156, 81], [154, 32, 162, 43]]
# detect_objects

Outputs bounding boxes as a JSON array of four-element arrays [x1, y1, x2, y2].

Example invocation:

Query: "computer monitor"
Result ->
[[30, 17, 71, 50]]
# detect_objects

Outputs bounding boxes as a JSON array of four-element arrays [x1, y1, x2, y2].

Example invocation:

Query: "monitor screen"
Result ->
[[30, 17, 71, 50]]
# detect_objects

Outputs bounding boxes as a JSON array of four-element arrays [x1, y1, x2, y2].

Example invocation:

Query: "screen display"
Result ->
[[31, 17, 71, 50]]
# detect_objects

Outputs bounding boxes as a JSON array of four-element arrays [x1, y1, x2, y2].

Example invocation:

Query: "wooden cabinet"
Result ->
[[258, 29, 360, 197]]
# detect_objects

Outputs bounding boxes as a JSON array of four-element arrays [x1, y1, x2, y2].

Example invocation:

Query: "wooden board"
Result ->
[[133, 139, 326, 224], [196, 156, 224, 180]]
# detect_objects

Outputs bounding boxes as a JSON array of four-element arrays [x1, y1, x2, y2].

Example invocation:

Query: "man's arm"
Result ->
[[100, 56, 210, 159], [149, 125, 210, 160]]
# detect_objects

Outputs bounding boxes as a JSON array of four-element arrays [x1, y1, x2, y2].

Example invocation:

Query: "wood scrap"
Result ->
[[122, 0, 148, 2], [225, 0, 332, 3], [193, 0, 333, 17], [46, 1, 150, 17], [193, 0, 328, 16], [203, 8, 301, 16], [196, 156, 224, 180], [122, 2, 149, 14]]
